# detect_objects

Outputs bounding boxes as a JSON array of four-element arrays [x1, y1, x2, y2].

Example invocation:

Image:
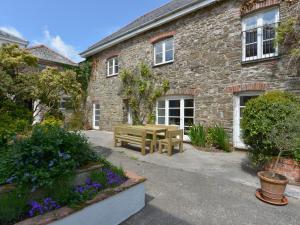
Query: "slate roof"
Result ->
[[27, 45, 77, 66], [82, 0, 211, 56], [0, 29, 29, 46]]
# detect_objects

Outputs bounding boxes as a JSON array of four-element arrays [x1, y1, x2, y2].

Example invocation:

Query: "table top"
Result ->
[[131, 125, 167, 132]]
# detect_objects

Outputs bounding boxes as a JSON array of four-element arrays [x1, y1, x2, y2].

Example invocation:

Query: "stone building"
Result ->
[[0, 29, 28, 47], [80, 0, 300, 148], [27, 45, 78, 123]]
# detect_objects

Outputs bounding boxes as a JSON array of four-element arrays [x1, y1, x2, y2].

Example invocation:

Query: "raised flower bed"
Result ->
[[15, 171, 146, 225], [0, 124, 146, 225]]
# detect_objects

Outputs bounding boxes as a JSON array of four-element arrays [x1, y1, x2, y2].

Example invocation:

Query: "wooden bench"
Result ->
[[114, 126, 152, 155], [158, 129, 184, 156]]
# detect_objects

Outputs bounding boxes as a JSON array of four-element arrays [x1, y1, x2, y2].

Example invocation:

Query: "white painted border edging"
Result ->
[[50, 183, 145, 225]]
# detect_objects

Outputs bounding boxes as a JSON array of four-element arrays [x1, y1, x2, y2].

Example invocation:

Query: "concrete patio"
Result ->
[[85, 130, 300, 225]]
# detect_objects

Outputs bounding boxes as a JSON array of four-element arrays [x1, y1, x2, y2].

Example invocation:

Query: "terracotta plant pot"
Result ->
[[257, 171, 289, 205]]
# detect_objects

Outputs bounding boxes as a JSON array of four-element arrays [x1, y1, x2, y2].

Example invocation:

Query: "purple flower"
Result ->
[[103, 168, 125, 186], [75, 179, 102, 195], [28, 198, 60, 217]]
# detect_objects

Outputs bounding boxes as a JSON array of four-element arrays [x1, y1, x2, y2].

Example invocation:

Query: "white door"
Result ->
[[93, 103, 100, 129], [233, 93, 260, 148], [156, 96, 194, 140]]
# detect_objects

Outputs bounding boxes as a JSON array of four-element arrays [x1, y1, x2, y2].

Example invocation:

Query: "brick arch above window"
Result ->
[[105, 52, 120, 60], [150, 31, 176, 44], [165, 88, 200, 96], [224, 83, 270, 94], [240, 0, 295, 16]]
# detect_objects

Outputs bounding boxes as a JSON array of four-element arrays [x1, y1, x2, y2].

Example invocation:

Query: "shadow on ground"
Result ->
[[240, 156, 258, 177], [122, 199, 194, 225], [93, 146, 113, 158]]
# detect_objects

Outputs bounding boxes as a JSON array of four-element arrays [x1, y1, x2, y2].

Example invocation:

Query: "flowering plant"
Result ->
[[28, 198, 60, 217]]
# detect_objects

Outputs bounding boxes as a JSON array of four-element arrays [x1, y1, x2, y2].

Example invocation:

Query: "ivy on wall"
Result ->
[[120, 62, 169, 125]]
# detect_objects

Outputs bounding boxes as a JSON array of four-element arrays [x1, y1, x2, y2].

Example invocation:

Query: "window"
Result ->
[[154, 38, 174, 65], [233, 93, 260, 148], [59, 96, 71, 111], [156, 97, 194, 138], [107, 57, 119, 76], [242, 8, 279, 62]]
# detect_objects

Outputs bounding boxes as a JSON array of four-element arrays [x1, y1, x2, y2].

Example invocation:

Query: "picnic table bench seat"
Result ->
[[114, 126, 153, 155], [159, 129, 183, 156]]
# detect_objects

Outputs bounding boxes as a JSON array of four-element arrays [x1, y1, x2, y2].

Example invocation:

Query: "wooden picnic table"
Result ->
[[131, 125, 167, 153]]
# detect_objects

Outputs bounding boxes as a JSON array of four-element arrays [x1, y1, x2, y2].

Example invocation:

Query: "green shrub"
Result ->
[[44, 108, 65, 121], [0, 124, 99, 189], [90, 170, 108, 188], [66, 111, 84, 130], [0, 100, 32, 145], [188, 124, 206, 147], [208, 125, 230, 152], [44, 177, 77, 206], [41, 116, 63, 127], [0, 188, 30, 225], [241, 91, 300, 166]]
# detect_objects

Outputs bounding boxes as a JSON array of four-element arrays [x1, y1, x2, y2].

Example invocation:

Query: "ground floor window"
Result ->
[[233, 93, 260, 148], [156, 96, 194, 136], [93, 103, 100, 129]]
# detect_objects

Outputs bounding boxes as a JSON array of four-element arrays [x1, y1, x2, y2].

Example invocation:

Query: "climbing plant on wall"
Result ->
[[276, 15, 300, 74], [120, 62, 170, 125]]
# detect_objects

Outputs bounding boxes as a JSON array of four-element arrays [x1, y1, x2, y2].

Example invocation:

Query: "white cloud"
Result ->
[[34, 29, 83, 63], [0, 26, 24, 39]]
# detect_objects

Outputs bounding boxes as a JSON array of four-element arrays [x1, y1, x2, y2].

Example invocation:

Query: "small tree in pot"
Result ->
[[257, 112, 300, 205], [241, 91, 300, 205]]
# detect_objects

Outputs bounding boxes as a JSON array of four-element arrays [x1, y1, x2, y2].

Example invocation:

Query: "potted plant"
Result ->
[[256, 112, 300, 205]]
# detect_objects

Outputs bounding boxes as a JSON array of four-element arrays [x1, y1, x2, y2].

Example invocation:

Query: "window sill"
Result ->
[[241, 56, 280, 65], [153, 61, 174, 68], [106, 74, 119, 78]]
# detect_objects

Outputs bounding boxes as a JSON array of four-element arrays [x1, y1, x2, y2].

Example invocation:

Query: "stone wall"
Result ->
[[87, 0, 300, 139]]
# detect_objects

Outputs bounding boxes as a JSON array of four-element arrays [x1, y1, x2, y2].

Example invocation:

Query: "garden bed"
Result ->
[[15, 171, 146, 225]]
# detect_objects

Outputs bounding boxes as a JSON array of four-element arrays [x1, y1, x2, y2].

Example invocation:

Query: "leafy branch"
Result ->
[[120, 62, 169, 125]]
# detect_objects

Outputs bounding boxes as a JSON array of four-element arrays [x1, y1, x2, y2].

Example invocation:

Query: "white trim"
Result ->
[[153, 38, 174, 66], [80, 0, 216, 57], [242, 7, 279, 62], [93, 103, 100, 130], [107, 57, 119, 77], [233, 92, 261, 149], [156, 96, 194, 140]]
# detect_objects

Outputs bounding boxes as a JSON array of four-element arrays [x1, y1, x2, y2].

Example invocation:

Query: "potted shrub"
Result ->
[[257, 113, 299, 205], [241, 91, 300, 205]]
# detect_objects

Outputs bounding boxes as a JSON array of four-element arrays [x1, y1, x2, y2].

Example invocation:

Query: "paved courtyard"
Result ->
[[85, 130, 300, 225]]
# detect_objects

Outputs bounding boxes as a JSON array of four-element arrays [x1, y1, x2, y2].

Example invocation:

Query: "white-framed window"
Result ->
[[107, 57, 119, 76], [93, 103, 100, 129], [154, 37, 174, 66], [156, 96, 194, 140], [233, 92, 261, 148], [59, 96, 71, 111], [242, 8, 279, 62]]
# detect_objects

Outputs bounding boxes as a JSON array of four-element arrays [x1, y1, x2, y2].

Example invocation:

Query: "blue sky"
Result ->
[[0, 0, 170, 62]]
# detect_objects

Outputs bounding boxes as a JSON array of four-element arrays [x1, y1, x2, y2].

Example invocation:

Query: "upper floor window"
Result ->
[[107, 56, 119, 76], [154, 38, 174, 66], [242, 8, 279, 62]]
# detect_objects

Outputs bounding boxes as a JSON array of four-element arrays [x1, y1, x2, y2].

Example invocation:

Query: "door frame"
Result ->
[[233, 92, 261, 149], [92, 103, 100, 130]]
